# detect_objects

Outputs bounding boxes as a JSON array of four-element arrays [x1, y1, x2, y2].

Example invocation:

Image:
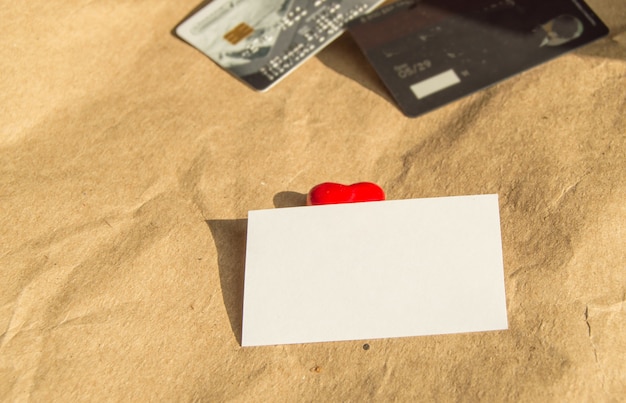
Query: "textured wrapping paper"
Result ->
[[1, 0, 625, 400]]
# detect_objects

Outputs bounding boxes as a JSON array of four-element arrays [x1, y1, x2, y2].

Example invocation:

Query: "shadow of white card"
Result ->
[[242, 194, 508, 346]]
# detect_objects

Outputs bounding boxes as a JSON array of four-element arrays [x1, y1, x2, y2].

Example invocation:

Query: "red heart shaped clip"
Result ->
[[306, 182, 386, 206]]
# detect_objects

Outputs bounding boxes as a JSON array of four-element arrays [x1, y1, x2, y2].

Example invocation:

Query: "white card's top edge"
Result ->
[[248, 193, 499, 215]]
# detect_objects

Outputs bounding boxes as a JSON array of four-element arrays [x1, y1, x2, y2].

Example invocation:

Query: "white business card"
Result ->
[[242, 194, 508, 346]]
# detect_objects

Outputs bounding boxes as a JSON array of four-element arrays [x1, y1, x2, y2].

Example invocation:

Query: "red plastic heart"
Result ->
[[306, 182, 385, 206]]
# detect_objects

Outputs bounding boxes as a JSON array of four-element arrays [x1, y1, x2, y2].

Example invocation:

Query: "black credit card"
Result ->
[[348, 0, 609, 117]]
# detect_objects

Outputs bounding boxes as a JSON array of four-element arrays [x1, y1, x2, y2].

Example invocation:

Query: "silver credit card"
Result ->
[[176, 0, 384, 91]]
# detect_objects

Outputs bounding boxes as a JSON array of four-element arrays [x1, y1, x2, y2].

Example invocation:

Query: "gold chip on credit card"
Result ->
[[223, 22, 254, 45]]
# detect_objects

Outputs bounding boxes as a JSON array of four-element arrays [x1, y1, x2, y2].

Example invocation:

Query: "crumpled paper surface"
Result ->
[[1, 0, 625, 400]]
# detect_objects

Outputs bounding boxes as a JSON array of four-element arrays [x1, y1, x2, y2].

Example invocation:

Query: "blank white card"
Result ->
[[242, 194, 508, 346]]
